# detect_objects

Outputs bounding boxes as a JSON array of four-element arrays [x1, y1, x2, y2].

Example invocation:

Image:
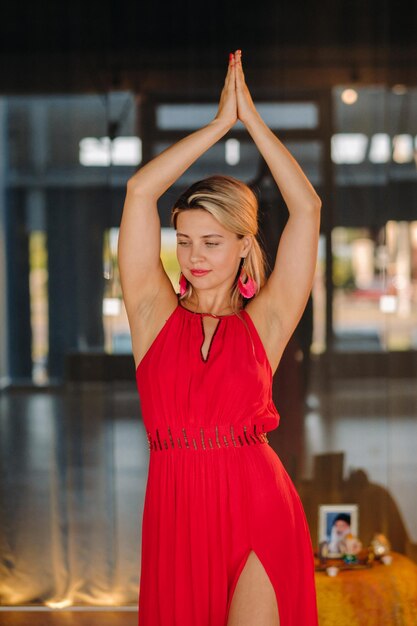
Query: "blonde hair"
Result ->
[[170, 174, 268, 313]]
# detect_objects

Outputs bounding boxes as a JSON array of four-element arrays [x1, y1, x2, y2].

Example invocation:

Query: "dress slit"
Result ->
[[225, 547, 281, 625]]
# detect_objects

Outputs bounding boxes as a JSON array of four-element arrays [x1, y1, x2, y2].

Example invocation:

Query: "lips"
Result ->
[[190, 269, 211, 276]]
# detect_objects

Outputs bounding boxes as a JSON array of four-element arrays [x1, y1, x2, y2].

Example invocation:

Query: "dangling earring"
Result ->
[[237, 262, 257, 298], [179, 272, 188, 296]]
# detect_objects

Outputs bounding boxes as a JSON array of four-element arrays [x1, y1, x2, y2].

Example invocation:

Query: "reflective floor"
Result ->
[[0, 610, 137, 626], [0, 359, 416, 610]]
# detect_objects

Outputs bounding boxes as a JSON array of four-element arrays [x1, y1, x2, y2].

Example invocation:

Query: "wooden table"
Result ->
[[315, 552, 417, 625]]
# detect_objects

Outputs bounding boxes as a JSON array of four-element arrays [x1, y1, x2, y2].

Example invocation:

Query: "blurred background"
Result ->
[[0, 0, 416, 619]]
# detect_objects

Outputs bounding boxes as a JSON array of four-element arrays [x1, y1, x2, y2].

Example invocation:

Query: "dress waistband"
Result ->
[[146, 423, 269, 452]]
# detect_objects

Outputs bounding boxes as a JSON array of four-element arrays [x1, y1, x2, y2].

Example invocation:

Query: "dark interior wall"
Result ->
[[5, 189, 32, 379], [0, 1, 416, 93], [46, 190, 112, 378], [2, 0, 417, 53]]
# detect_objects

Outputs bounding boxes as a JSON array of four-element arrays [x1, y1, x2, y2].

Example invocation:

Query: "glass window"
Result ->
[[332, 222, 417, 352], [152, 140, 262, 182], [29, 231, 48, 383], [102, 228, 131, 354], [156, 102, 319, 130]]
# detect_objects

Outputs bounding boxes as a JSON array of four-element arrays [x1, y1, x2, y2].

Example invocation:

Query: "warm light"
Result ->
[[45, 599, 74, 609], [331, 133, 368, 164], [393, 134, 413, 163], [392, 84, 408, 95], [225, 139, 240, 165], [341, 89, 358, 105], [351, 238, 375, 289]]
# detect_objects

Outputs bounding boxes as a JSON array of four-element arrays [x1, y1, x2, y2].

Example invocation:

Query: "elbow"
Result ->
[[126, 176, 157, 200], [126, 168, 147, 192], [126, 176, 142, 193], [126, 174, 149, 196]]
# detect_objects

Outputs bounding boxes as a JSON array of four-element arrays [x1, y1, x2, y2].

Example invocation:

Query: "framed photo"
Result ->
[[318, 504, 359, 557]]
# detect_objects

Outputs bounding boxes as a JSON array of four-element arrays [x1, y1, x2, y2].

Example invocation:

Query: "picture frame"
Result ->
[[318, 504, 359, 557]]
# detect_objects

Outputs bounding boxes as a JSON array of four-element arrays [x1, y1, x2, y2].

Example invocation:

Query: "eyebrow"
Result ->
[[176, 232, 224, 239]]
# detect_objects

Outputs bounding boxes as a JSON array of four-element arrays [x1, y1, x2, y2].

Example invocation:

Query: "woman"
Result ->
[[118, 49, 321, 626]]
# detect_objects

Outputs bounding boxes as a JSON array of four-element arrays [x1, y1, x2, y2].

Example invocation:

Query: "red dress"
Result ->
[[135, 297, 318, 626]]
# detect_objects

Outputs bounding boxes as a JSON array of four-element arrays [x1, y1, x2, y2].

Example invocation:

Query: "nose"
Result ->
[[190, 247, 206, 263]]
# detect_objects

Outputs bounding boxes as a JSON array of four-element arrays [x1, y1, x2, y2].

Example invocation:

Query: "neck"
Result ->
[[180, 293, 234, 316]]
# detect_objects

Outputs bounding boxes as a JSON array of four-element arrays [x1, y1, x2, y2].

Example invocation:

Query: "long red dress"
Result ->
[[135, 296, 318, 626]]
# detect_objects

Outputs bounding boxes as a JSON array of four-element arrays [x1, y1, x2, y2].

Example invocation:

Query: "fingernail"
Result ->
[[229, 52, 233, 62]]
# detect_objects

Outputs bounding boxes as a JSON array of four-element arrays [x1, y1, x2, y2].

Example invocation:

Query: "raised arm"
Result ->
[[234, 50, 322, 343], [118, 54, 237, 320]]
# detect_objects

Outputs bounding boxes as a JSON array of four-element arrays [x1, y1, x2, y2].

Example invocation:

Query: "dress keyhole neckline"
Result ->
[[199, 316, 222, 363]]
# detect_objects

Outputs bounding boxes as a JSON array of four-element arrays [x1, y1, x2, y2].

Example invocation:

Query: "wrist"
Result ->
[[242, 109, 265, 131], [210, 117, 234, 135]]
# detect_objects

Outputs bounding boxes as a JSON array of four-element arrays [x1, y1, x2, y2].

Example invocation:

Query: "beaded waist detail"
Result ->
[[146, 423, 270, 452]]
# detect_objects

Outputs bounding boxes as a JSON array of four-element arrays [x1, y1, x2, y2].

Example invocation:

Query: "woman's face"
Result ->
[[176, 209, 251, 293]]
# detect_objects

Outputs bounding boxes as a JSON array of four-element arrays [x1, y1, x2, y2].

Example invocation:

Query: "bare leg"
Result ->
[[226, 550, 280, 626]]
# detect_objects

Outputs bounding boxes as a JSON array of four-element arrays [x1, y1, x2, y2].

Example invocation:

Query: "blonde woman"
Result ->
[[118, 49, 320, 626]]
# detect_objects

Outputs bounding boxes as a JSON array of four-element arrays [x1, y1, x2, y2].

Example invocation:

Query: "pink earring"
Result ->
[[237, 264, 257, 298], [179, 272, 188, 296]]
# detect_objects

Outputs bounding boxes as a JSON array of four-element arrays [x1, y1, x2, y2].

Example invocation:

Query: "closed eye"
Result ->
[[177, 242, 219, 247]]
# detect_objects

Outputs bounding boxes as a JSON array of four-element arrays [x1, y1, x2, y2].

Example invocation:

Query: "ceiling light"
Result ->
[[341, 89, 358, 105], [392, 84, 408, 95]]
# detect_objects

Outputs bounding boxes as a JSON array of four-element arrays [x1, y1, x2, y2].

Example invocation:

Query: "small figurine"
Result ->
[[371, 533, 391, 558], [340, 533, 363, 563]]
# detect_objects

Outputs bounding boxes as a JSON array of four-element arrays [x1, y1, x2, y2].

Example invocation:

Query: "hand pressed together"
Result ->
[[214, 49, 259, 129]]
